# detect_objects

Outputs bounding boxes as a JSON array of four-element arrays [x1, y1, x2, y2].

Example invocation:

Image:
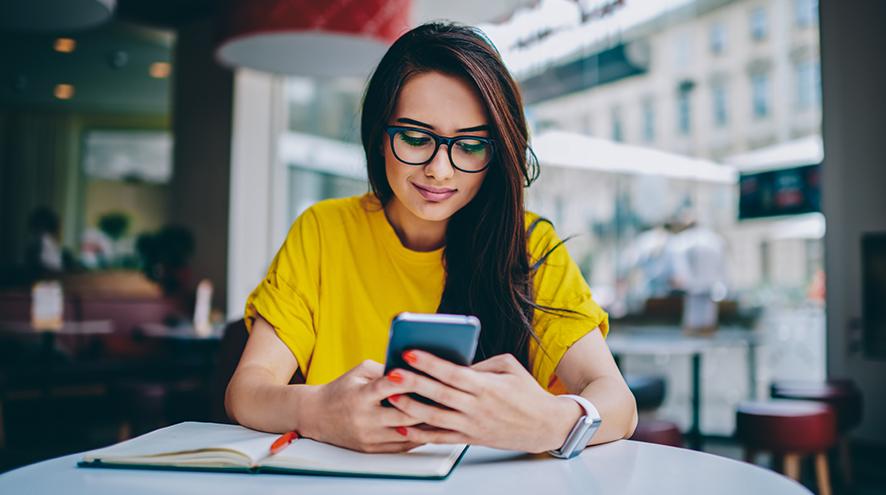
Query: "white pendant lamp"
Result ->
[[214, 0, 412, 77], [0, 0, 115, 32]]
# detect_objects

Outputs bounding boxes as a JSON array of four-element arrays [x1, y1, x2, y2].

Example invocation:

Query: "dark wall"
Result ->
[[820, 0, 886, 445]]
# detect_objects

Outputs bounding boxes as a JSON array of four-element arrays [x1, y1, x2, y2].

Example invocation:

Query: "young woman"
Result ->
[[226, 22, 637, 455]]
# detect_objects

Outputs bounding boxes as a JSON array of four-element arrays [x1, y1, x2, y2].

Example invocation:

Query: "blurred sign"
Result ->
[[738, 164, 821, 219], [31, 281, 63, 331]]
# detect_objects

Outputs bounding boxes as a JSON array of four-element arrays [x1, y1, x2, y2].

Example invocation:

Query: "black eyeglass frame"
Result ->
[[384, 125, 496, 173]]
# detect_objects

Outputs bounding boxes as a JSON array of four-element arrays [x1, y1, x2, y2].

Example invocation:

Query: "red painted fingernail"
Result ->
[[388, 394, 401, 403], [387, 371, 402, 383], [402, 351, 418, 365], [396, 426, 408, 436]]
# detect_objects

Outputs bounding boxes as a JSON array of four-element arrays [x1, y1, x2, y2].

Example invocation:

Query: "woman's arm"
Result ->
[[553, 328, 638, 445], [225, 316, 316, 433], [225, 315, 425, 453]]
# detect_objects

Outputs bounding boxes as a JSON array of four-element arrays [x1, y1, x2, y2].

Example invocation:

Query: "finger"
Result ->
[[403, 350, 483, 394], [360, 441, 425, 454], [470, 353, 522, 374], [363, 424, 430, 445], [391, 369, 474, 412], [376, 405, 426, 427], [366, 369, 423, 401], [399, 426, 470, 446], [387, 393, 468, 432]]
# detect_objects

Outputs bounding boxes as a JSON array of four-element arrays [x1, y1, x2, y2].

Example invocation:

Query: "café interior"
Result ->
[[0, 0, 884, 493]]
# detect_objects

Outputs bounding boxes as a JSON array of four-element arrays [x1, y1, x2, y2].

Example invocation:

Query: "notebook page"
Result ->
[[82, 422, 278, 465], [262, 439, 468, 477]]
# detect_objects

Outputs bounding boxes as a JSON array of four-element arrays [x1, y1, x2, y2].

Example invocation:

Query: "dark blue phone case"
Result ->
[[381, 313, 481, 407]]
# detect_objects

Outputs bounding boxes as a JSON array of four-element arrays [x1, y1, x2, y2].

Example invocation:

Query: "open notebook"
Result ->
[[79, 422, 469, 480]]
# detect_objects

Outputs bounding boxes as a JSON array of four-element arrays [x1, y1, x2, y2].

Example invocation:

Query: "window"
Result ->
[[677, 89, 692, 135], [674, 32, 692, 69], [751, 72, 770, 119], [288, 167, 366, 221], [581, 112, 594, 135], [794, 0, 818, 28], [709, 22, 726, 55], [535, 119, 559, 133], [750, 7, 767, 41], [642, 98, 655, 142], [611, 107, 624, 142], [712, 82, 728, 127], [795, 60, 821, 110]]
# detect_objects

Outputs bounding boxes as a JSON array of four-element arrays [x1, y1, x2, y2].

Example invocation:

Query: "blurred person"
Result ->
[[667, 219, 727, 335], [79, 227, 113, 269], [227, 23, 637, 456], [616, 224, 673, 315]]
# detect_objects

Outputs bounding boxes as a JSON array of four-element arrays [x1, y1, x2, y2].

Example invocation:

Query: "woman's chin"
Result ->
[[406, 198, 458, 222]]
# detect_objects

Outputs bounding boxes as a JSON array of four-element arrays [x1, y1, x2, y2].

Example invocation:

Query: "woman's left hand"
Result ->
[[385, 350, 583, 453]]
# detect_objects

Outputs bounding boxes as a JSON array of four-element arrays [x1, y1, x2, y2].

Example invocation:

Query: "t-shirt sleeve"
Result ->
[[528, 218, 609, 392], [243, 208, 321, 376]]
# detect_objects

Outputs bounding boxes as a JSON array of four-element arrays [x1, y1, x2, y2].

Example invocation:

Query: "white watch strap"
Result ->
[[560, 394, 601, 421]]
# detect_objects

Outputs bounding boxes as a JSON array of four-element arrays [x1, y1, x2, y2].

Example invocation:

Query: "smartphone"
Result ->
[[381, 312, 481, 407]]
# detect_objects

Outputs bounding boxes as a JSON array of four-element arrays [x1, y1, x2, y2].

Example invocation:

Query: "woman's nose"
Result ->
[[424, 143, 455, 180]]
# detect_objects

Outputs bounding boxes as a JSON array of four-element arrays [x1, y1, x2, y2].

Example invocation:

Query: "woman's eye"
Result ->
[[456, 140, 487, 154], [399, 132, 431, 147]]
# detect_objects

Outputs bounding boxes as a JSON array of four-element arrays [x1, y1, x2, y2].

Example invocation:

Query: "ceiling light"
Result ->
[[54, 84, 75, 100], [149, 62, 171, 79], [54, 38, 77, 53]]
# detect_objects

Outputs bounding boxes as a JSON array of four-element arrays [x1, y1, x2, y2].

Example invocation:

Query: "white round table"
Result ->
[[0, 440, 811, 494]]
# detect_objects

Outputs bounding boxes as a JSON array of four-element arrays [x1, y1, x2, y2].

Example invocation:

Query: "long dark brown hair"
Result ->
[[361, 22, 574, 369]]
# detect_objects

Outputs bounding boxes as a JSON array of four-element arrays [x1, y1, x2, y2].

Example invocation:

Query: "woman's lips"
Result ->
[[412, 182, 456, 202]]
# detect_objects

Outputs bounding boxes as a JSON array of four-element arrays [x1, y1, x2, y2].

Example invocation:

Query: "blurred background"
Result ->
[[0, 0, 884, 493]]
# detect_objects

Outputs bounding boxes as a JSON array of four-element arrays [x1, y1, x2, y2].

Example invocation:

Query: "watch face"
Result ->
[[551, 416, 601, 459], [549, 396, 602, 459]]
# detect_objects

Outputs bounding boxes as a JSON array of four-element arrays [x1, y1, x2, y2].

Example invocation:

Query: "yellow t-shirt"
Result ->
[[244, 193, 608, 393]]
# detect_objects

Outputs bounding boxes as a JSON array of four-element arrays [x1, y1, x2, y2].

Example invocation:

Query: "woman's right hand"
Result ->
[[302, 360, 426, 453]]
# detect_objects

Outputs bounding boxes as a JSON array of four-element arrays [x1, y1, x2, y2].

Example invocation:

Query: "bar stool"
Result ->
[[627, 375, 666, 410], [770, 379, 862, 485], [736, 400, 837, 495], [630, 419, 683, 447], [627, 375, 683, 448]]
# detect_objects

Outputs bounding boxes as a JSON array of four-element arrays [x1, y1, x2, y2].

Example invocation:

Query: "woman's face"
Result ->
[[384, 71, 490, 223]]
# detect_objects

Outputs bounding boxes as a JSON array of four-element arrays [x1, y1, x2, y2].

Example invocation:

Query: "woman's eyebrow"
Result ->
[[396, 117, 489, 133]]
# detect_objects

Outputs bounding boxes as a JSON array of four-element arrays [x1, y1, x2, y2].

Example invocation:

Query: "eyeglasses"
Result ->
[[384, 125, 495, 173]]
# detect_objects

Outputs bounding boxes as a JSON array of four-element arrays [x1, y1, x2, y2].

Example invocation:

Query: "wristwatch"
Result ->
[[548, 394, 602, 459]]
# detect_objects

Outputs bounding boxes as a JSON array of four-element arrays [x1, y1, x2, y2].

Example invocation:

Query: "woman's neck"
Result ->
[[384, 197, 447, 252]]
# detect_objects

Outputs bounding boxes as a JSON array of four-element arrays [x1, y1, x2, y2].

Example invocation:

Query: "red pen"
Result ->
[[269, 431, 298, 455]]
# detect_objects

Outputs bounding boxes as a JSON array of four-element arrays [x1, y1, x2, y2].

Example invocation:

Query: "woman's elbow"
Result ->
[[622, 386, 639, 439], [224, 376, 243, 424]]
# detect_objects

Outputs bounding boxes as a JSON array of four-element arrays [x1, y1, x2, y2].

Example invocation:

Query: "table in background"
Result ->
[[0, 439, 810, 494], [0, 320, 114, 355], [135, 323, 224, 341], [606, 326, 761, 450]]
